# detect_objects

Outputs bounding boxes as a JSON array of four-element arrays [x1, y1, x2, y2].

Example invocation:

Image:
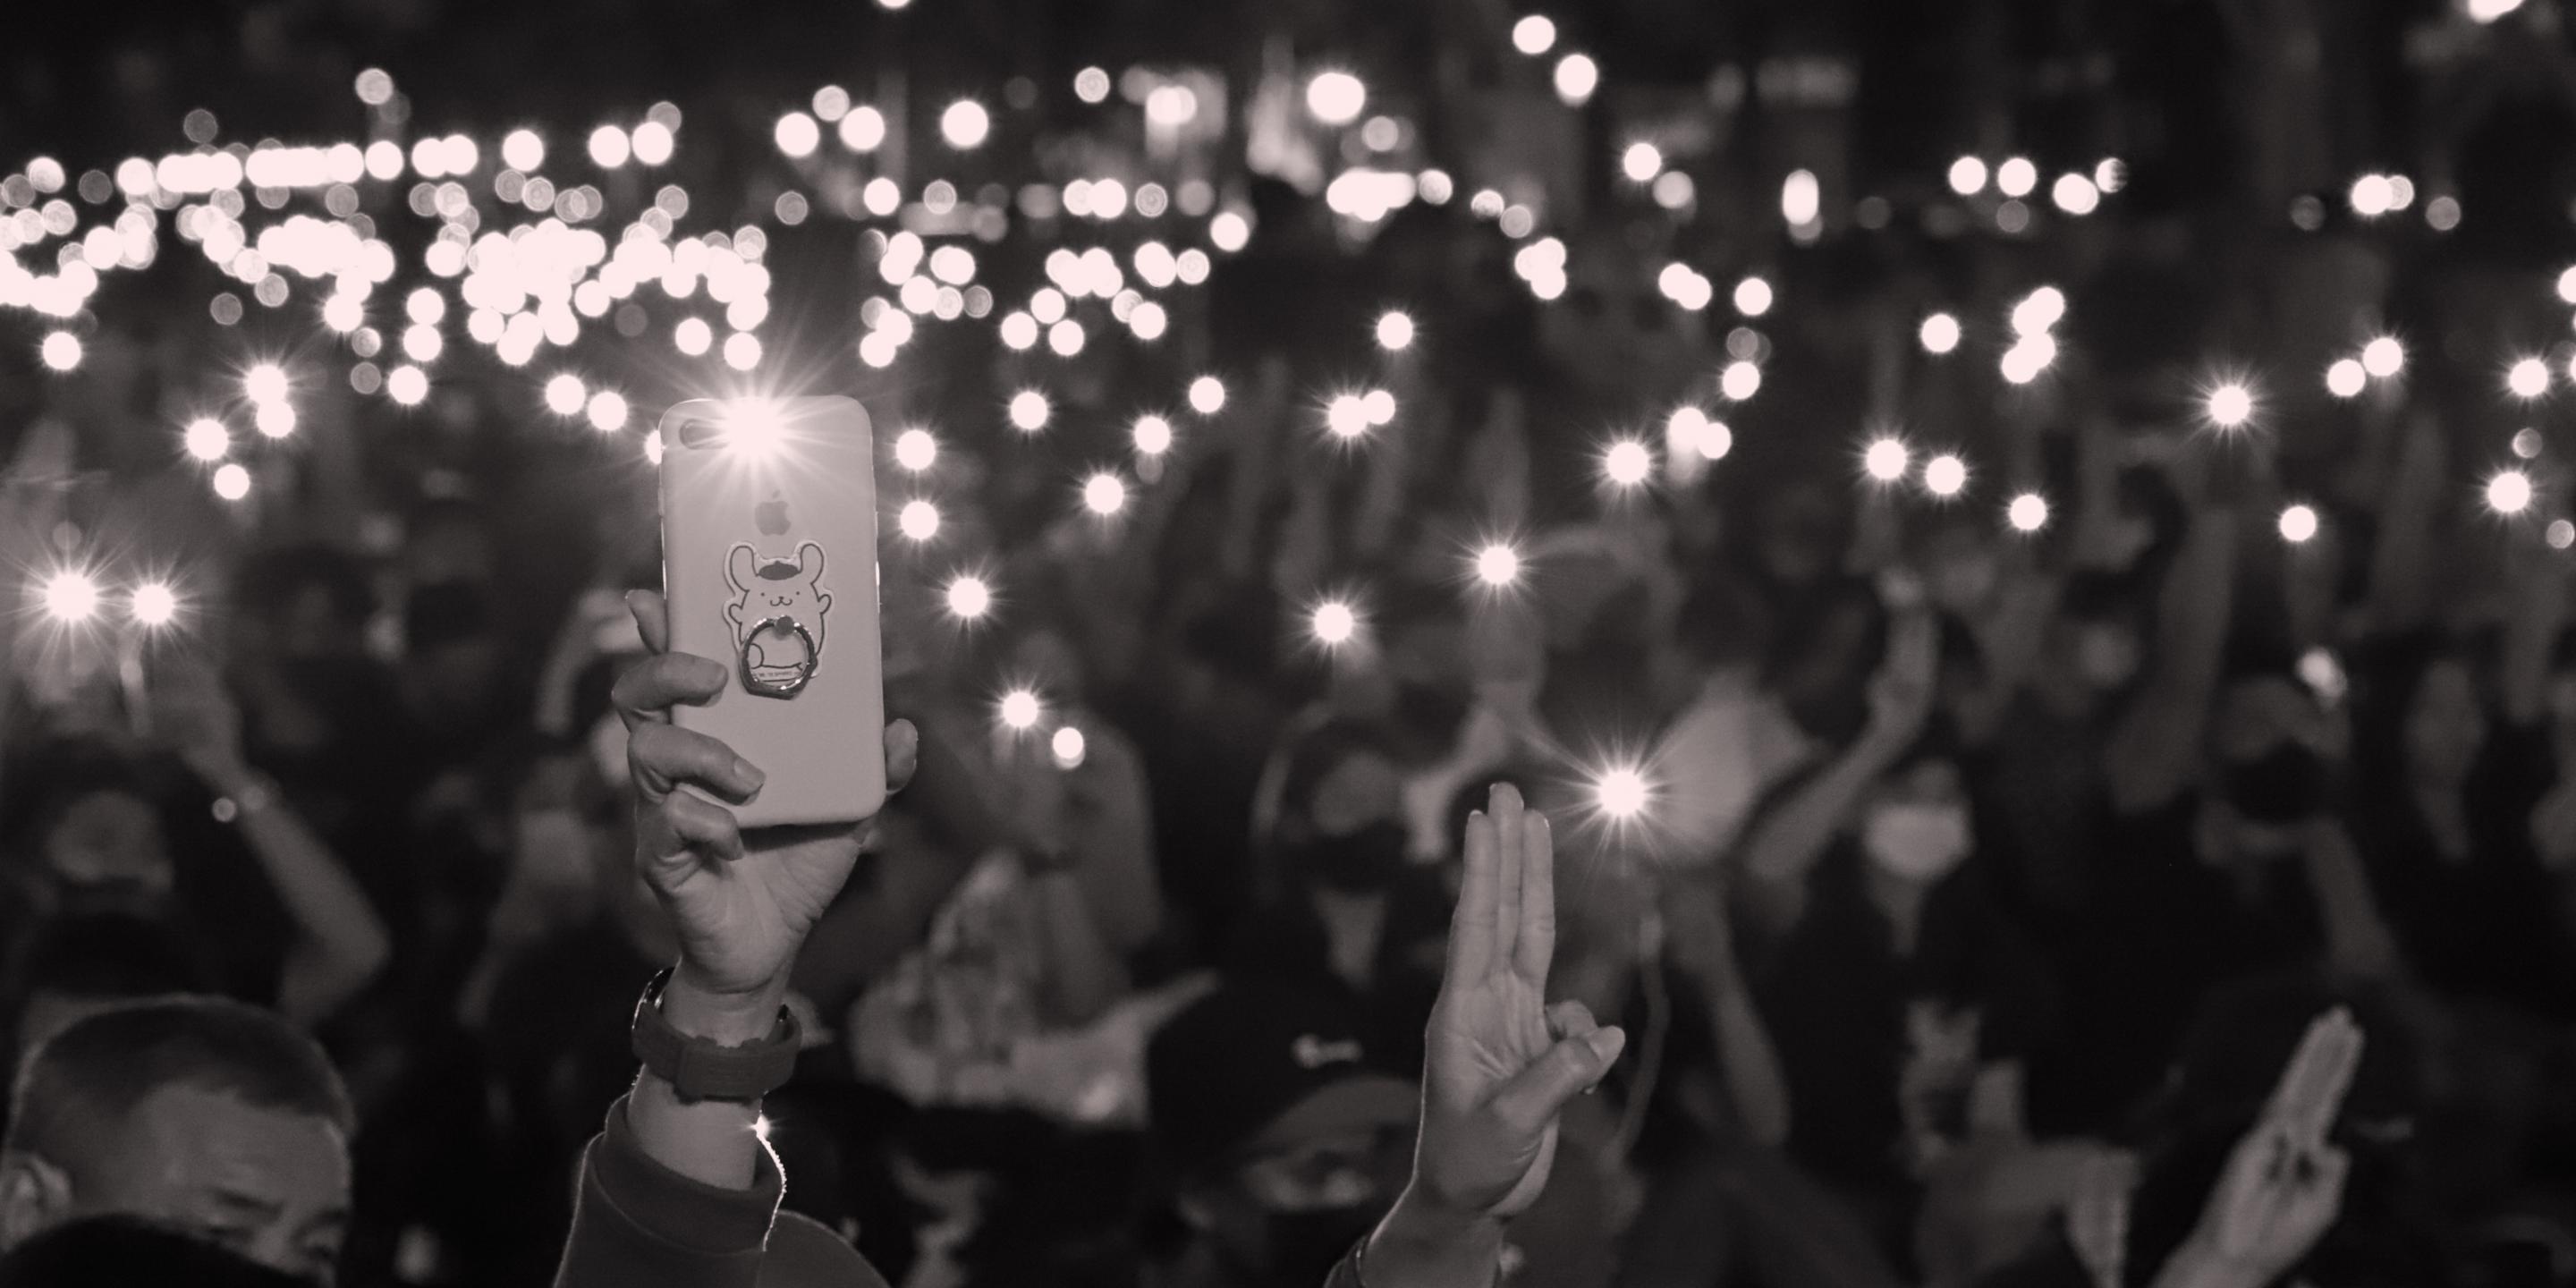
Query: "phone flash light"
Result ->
[[1000, 688, 1041, 730], [1596, 767, 1648, 819], [1475, 543, 1521, 587], [1311, 600, 1357, 645], [945, 575, 992, 619], [1050, 725, 1087, 769], [131, 582, 180, 627], [725, 405, 787, 457], [2487, 470, 2534, 514], [41, 572, 99, 623], [898, 500, 940, 540]]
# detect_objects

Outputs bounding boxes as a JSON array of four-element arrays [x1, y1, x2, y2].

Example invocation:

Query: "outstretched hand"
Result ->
[[2168, 1008, 2360, 1288], [1411, 783, 1627, 1222], [612, 589, 918, 1014]]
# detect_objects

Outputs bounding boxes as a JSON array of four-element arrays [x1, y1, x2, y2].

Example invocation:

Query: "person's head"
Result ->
[[2037, 572, 2151, 716], [1539, 233, 1706, 405], [1918, 517, 2003, 619], [1859, 749, 1973, 886], [401, 580, 508, 734], [230, 546, 374, 665], [1146, 983, 1417, 1288], [0, 742, 178, 923], [1750, 479, 1848, 589], [2208, 672, 2344, 854], [2, 915, 208, 1071], [0, 999, 353, 1284], [2401, 650, 2487, 790], [0, 1214, 316, 1287], [1273, 724, 1409, 894]]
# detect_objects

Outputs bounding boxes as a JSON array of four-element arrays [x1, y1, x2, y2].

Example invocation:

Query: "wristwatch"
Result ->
[[629, 969, 803, 1104]]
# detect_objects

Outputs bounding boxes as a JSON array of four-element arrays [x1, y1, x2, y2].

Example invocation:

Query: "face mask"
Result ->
[[2222, 743, 2328, 825], [1250, 1203, 1383, 1288], [1863, 802, 1972, 882], [1296, 821, 1409, 893]]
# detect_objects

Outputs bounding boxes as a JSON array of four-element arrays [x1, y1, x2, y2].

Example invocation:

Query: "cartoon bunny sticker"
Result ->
[[724, 541, 832, 698]]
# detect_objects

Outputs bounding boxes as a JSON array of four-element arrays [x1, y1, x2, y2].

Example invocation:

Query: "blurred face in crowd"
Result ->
[[1292, 750, 1408, 893], [275, 582, 365, 665], [2209, 676, 2342, 853], [1185, 1123, 1411, 1288], [2037, 612, 2142, 718], [1756, 485, 1843, 589], [2403, 658, 2486, 788], [34, 790, 174, 918], [1922, 525, 2001, 618], [1542, 250, 1703, 406], [1861, 758, 1973, 885], [500, 754, 606, 931], [1010, 627, 1085, 707], [4, 1087, 350, 1284]]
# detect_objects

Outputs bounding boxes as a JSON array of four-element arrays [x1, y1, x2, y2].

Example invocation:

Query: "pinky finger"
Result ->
[[1545, 999, 1599, 1044]]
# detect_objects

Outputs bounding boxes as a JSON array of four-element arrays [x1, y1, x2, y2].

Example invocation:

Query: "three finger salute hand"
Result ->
[[1368, 784, 1627, 1287], [2172, 1008, 2362, 1288]]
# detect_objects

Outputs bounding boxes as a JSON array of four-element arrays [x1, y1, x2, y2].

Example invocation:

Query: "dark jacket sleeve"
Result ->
[[551, 1094, 783, 1288]]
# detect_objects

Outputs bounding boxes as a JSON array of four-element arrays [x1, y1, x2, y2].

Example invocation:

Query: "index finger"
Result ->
[[611, 651, 729, 731]]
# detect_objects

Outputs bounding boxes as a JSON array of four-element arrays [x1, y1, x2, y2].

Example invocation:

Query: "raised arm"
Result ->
[[2104, 470, 2239, 817], [2360, 412, 2444, 638], [2499, 527, 2570, 728], [153, 658, 392, 1029], [1736, 606, 1938, 936], [1662, 872, 1792, 1148], [597, 589, 917, 1190]]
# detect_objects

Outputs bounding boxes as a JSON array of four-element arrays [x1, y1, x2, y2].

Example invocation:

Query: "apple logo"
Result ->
[[755, 492, 791, 536]]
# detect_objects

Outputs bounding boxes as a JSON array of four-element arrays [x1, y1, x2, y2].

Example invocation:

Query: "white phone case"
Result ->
[[657, 396, 886, 827]]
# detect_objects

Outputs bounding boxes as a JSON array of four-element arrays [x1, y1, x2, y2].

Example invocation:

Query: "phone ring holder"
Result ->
[[741, 616, 818, 699]]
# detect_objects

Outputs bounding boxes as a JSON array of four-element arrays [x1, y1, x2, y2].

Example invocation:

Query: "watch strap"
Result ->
[[630, 969, 802, 1104]]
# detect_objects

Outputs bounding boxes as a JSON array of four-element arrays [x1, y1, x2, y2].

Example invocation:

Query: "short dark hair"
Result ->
[[4, 999, 352, 1174], [0, 1214, 315, 1287]]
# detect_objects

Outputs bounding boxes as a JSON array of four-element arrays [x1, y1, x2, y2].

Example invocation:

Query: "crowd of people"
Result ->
[[9, 0, 2576, 1284]]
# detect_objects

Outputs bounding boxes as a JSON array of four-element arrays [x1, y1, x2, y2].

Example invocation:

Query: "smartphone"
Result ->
[[657, 396, 886, 828]]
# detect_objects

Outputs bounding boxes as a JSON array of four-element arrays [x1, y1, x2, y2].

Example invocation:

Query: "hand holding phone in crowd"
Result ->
[[613, 589, 919, 1012]]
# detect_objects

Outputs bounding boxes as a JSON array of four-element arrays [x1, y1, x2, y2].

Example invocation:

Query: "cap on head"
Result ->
[[1145, 983, 1417, 1180]]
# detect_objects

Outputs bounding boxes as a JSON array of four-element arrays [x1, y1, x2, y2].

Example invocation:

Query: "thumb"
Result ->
[[1490, 1026, 1627, 1131]]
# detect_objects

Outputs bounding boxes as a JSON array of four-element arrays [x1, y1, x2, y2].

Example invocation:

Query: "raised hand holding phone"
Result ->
[[613, 589, 918, 1013], [1365, 784, 1627, 1287]]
